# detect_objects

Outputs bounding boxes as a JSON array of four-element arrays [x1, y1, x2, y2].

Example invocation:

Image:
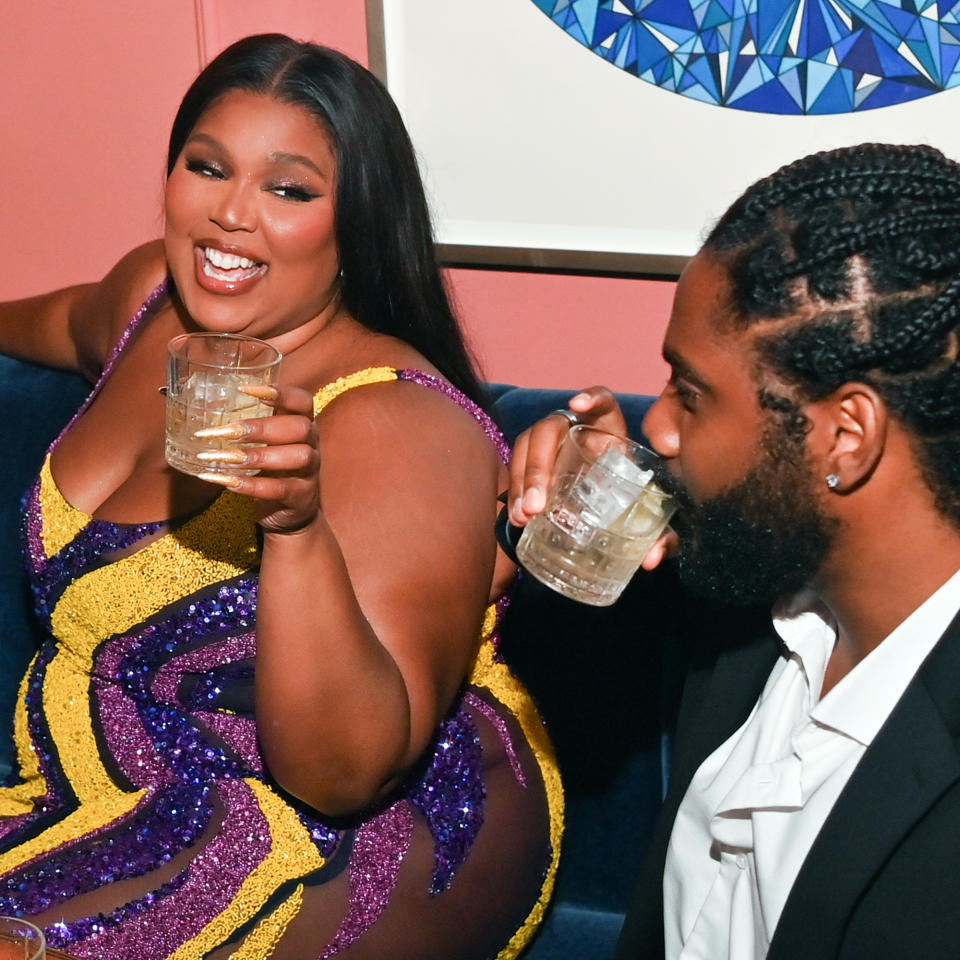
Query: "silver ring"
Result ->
[[550, 408, 581, 427]]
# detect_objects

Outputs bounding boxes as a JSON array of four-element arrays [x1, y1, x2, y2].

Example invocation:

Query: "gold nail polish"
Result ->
[[196, 449, 248, 465], [238, 384, 279, 401], [197, 472, 244, 488], [194, 423, 248, 440]]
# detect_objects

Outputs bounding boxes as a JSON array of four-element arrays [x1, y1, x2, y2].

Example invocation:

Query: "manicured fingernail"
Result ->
[[196, 449, 248, 465], [194, 423, 248, 439], [522, 488, 545, 513], [197, 472, 244, 488], [238, 384, 279, 401]]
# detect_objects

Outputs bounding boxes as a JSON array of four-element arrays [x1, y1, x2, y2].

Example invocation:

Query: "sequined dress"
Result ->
[[0, 285, 563, 960]]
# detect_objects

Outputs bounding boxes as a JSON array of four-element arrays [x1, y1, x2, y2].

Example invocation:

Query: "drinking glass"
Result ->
[[165, 333, 282, 478], [0, 917, 45, 959], [516, 425, 676, 606]]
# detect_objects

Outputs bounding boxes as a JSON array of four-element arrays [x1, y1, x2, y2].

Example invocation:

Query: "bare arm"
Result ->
[[217, 379, 501, 817], [0, 241, 167, 377]]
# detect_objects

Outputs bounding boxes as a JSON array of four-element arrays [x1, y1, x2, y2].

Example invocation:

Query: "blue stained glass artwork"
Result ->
[[530, 0, 960, 113]]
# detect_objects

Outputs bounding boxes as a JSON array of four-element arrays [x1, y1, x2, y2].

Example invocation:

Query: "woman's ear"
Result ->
[[814, 382, 888, 493]]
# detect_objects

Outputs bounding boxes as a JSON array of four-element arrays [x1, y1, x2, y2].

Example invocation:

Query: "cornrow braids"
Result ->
[[704, 142, 960, 525]]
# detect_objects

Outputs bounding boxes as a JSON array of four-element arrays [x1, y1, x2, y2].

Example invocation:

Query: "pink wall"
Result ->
[[0, 0, 673, 395]]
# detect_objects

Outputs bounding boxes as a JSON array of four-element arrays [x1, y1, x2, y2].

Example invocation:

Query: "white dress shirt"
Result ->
[[662, 568, 960, 960]]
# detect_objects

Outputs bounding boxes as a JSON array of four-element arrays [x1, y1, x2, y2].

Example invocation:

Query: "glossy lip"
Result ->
[[193, 241, 268, 296]]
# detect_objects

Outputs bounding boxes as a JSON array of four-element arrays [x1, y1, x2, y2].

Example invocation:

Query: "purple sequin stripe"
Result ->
[[150, 633, 262, 772], [64, 780, 272, 960], [0, 643, 63, 845], [116, 581, 259, 785], [21, 482, 47, 580], [152, 633, 256, 706], [397, 369, 510, 464], [1, 783, 211, 917], [408, 706, 485, 895], [463, 692, 526, 788], [319, 800, 414, 958], [46, 870, 189, 952], [95, 628, 175, 788]]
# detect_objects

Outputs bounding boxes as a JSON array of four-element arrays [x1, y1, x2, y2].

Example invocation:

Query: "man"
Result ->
[[508, 142, 960, 959]]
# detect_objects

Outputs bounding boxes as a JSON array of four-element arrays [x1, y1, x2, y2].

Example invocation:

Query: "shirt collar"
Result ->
[[772, 570, 960, 747], [814, 568, 960, 745]]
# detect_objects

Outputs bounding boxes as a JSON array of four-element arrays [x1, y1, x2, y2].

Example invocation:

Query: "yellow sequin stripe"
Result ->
[[0, 655, 48, 816], [312, 366, 398, 417], [50, 492, 259, 659], [44, 650, 144, 803], [469, 604, 566, 960], [227, 884, 304, 960], [38, 457, 90, 558], [168, 780, 324, 960], [0, 787, 147, 877], [0, 646, 148, 873]]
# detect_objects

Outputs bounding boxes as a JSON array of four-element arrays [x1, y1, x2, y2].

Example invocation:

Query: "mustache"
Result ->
[[649, 459, 693, 509]]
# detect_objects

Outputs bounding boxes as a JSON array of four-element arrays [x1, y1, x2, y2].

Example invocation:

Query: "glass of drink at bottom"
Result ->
[[516, 425, 676, 606], [0, 917, 45, 959], [165, 333, 282, 478]]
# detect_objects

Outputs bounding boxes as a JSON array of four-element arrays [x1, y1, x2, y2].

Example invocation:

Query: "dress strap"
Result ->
[[49, 278, 170, 454], [312, 367, 510, 465]]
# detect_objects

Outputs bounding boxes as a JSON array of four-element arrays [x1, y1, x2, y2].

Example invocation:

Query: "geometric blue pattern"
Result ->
[[531, 0, 960, 113]]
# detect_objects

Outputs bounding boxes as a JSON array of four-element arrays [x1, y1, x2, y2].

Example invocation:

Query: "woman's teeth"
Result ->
[[201, 247, 265, 281], [205, 248, 256, 269]]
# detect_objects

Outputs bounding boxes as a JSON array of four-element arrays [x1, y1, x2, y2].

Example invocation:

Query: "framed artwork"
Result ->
[[367, 0, 960, 276]]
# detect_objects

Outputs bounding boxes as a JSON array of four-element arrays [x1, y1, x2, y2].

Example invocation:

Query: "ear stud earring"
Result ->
[[825, 474, 840, 489]]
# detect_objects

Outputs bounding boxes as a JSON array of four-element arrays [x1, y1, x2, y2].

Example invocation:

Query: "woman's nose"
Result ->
[[210, 181, 257, 232], [641, 393, 679, 459]]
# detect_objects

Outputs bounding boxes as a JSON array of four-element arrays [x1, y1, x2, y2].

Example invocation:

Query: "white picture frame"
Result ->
[[367, 0, 960, 276]]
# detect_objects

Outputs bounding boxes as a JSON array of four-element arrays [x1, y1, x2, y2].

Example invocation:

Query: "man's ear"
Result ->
[[814, 382, 888, 493]]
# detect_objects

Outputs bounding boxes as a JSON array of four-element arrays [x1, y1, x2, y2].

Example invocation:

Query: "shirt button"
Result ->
[[736, 854, 747, 870]]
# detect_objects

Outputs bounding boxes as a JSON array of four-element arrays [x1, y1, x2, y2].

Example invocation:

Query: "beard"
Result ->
[[653, 428, 837, 608]]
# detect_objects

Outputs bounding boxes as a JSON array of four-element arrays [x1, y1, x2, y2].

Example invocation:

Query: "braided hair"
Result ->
[[704, 142, 960, 524]]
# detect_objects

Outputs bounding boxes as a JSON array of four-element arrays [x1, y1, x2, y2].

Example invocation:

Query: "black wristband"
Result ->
[[495, 504, 524, 565]]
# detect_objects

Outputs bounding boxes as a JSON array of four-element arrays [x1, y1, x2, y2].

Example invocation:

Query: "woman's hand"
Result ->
[[195, 383, 322, 533]]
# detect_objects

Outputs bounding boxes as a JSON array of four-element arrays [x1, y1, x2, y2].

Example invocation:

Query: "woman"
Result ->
[[0, 34, 561, 960]]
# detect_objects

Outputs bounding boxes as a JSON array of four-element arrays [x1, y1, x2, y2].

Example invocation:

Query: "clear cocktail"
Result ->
[[165, 333, 282, 478], [516, 426, 675, 606]]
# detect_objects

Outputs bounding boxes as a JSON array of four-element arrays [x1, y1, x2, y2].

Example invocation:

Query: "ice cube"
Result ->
[[595, 446, 653, 487], [577, 466, 637, 526]]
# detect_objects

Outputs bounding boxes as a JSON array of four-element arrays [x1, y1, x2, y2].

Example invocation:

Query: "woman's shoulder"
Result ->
[[316, 363, 499, 469], [75, 241, 170, 373], [95, 240, 169, 333]]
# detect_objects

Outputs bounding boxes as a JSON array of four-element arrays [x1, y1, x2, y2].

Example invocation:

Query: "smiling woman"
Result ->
[[0, 34, 561, 960], [164, 91, 340, 339]]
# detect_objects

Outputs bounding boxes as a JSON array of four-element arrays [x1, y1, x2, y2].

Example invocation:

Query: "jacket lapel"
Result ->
[[616, 619, 780, 960], [769, 615, 960, 959], [668, 626, 782, 801]]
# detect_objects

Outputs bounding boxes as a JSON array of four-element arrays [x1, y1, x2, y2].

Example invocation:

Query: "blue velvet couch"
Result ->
[[0, 357, 667, 960]]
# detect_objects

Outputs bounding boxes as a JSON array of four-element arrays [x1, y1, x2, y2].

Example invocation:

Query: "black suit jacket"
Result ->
[[616, 605, 960, 959]]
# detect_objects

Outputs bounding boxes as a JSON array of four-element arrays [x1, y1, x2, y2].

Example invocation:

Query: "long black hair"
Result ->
[[166, 33, 485, 405], [704, 142, 960, 525]]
